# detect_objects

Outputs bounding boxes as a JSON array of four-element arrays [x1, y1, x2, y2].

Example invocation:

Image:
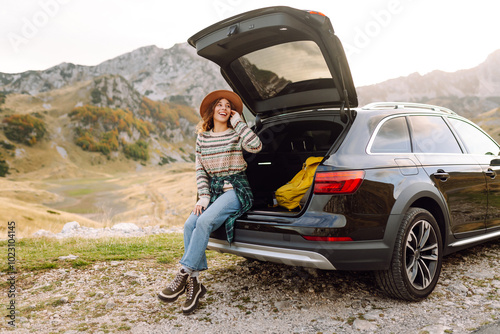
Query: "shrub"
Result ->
[[0, 140, 15, 150], [99, 130, 119, 151], [32, 111, 44, 119], [75, 128, 119, 156], [91, 88, 102, 104], [2, 114, 47, 146], [158, 155, 176, 166], [75, 130, 97, 151], [0, 152, 8, 177], [124, 140, 148, 161], [0, 92, 5, 107]]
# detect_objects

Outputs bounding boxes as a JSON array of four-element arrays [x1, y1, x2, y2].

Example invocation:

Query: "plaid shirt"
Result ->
[[209, 172, 253, 244]]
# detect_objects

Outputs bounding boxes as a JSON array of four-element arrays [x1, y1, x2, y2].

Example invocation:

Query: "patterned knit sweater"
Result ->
[[196, 113, 262, 208]]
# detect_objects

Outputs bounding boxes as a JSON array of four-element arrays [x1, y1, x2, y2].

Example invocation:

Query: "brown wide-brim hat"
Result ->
[[199, 90, 243, 118]]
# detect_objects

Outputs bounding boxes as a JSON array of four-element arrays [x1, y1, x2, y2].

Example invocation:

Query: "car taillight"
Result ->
[[303, 236, 353, 242], [313, 171, 365, 194], [307, 10, 326, 16]]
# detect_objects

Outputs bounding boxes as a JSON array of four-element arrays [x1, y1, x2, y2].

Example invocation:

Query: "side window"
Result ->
[[448, 118, 500, 155], [371, 116, 411, 153], [409, 116, 462, 154], [242, 107, 255, 128]]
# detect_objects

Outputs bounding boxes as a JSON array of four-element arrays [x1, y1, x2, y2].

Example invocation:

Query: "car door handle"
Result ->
[[485, 168, 497, 179], [433, 169, 450, 181]]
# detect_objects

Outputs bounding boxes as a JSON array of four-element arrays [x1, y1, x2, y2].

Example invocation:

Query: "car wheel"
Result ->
[[375, 207, 443, 301]]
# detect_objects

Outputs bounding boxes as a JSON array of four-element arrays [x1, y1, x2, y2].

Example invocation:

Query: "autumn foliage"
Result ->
[[139, 97, 199, 127], [69, 98, 197, 161], [69, 105, 154, 160], [2, 114, 47, 146]]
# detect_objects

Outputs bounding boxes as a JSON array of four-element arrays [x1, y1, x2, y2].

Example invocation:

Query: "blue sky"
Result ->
[[1, 0, 500, 86]]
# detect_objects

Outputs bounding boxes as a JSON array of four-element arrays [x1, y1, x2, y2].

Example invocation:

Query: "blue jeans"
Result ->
[[180, 190, 242, 271]]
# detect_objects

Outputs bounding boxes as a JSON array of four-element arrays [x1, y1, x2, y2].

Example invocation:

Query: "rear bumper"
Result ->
[[207, 238, 336, 270], [208, 228, 394, 270]]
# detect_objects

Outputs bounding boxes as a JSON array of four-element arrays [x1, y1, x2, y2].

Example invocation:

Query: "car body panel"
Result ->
[[474, 155, 500, 230], [415, 154, 487, 237]]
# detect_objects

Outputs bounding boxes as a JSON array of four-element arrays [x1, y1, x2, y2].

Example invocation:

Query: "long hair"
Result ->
[[197, 97, 235, 133]]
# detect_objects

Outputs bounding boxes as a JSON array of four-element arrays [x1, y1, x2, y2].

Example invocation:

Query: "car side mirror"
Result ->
[[490, 159, 500, 166]]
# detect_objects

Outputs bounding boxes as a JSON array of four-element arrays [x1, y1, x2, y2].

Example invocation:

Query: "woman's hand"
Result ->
[[229, 110, 241, 126], [193, 204, 204, 216]]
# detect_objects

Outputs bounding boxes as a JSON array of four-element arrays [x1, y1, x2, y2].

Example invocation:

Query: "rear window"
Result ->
[[371, 116, 411, 153], [230, 40, 333, 100]]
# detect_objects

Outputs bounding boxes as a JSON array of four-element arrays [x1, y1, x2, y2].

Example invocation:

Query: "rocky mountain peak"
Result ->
[[0, 42, 228, 108], [357, 49, 500, 117], [483, 48, 500, 64]]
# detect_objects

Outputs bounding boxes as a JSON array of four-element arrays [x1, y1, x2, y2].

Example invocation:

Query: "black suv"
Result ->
[[188, 6, 500, 301]]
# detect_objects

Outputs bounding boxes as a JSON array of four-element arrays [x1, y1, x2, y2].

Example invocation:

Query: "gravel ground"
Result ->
[[3, 236, 499, 334]]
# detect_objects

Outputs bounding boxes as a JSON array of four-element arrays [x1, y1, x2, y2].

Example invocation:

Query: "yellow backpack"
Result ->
[[275, 156, 323, 210]]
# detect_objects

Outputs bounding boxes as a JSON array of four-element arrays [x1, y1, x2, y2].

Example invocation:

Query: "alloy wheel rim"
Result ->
[[404, 219, 439, 290]]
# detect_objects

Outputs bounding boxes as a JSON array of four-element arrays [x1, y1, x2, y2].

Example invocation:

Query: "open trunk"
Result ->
[[244, 111, 347, 214], [188, 6, 357, 215]]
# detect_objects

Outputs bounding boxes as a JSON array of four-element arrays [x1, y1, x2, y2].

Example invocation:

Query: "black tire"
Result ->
[[375, 207, 443, 301], [243, 256, 264, 264]]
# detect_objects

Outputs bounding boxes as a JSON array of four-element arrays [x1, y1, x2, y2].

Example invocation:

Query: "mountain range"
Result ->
[[0, 43, 499, 177], [356, 49, 500, 144], [0, 43, 229, 109], [356, 49, 500, 120]]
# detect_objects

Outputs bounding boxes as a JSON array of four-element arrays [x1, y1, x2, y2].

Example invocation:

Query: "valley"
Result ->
[[0, 163, 196, 238]]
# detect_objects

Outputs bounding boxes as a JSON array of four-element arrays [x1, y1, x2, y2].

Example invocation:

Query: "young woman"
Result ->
[[158, 90, 262, 314]]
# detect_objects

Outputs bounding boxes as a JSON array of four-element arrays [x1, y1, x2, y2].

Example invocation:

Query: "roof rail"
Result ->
[[362, 102, 455, 115]]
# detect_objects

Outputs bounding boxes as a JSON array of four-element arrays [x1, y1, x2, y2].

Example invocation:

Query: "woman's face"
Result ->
[[212, 98, 232, 124]]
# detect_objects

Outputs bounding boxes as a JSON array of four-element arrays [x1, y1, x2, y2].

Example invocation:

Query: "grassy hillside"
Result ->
[[0, 75, 202, 237], [0, 81, 199, 236], [472, 107, 500, 144], [0, 77, 199, 177]]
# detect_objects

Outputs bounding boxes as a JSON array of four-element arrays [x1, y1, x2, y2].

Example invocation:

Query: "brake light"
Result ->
[[303, 236, 353, 242], [307, 10, 326, 17], [313, 171, 365, 194]]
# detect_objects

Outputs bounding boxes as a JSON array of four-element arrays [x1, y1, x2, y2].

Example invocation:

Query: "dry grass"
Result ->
[[3, 80, 92, 117], [0, 163, 197, 238], [106, 164, 197, 227], [0, 177, 102, 237]]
